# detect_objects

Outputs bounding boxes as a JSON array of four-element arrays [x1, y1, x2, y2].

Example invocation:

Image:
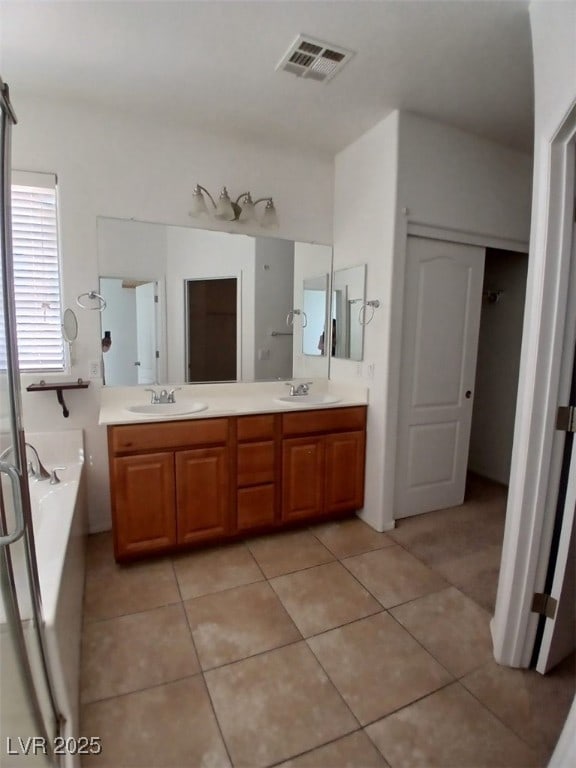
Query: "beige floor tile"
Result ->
[[461, 654, 576, 755], [388, 479, 506, 568], [310, 517, 395, 559], [434, 544, 503, 612], [81, 603, 199, 703], [277, 730, 390, 768], [270, 561, 382, 637], [246, 529, 335, 577], [83, 556, 180, 622], [342, 545, 447, 608], [205, 641, 357, 767], [366, 682, 541, 768], [308, 612, 452, 725], [85, 532, 116, 575], [81, 676, 231, 767], [173, 542, 263, 599], [390, 586, 493, 677], [184, 581, 301, 669]]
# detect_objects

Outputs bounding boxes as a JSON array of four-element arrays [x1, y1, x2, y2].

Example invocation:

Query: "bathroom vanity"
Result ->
[[101, 384, 367, 561]]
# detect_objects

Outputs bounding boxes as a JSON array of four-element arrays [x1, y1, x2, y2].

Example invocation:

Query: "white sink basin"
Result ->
[[126, 402, 208, 417], [275, 394, 342, 406]]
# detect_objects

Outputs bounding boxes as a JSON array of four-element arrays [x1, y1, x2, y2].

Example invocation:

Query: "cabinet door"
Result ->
[[176, 447, 230, 544], [282, 437, 324, 522], [237, 484, 276, 531], [325, 431, 366, 514], [112, 452, 176, 557]]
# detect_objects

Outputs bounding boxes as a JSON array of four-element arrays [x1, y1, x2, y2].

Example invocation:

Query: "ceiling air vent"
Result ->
[[276, 34, 354, 83]]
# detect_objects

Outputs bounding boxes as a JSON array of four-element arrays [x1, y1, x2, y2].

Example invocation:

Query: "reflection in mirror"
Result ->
[[99, 277, 164, 386], [96, 217, 332, 385], [185, 277, 237, 382], [302, 275, 329, 357], [331, 264, 366, 361]]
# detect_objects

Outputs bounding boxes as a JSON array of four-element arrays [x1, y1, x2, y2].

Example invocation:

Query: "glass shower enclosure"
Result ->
[[0, 77, 63, 766]]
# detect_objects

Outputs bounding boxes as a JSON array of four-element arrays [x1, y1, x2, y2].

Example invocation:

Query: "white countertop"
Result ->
[[98, 380, 368, 426]]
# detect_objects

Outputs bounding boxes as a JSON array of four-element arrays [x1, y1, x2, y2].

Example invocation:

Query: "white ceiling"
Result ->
[[0, 0, 534, 157]]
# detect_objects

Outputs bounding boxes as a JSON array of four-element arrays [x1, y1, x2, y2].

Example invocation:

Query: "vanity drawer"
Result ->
[[237, 441, 276, 486], [237, 414, 276, 442], [282, 406, 366, 437], [237, 485, 276, 531], [109, 418, 229, 454]]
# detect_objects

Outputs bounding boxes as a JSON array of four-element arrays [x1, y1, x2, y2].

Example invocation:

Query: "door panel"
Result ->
[[324, 431, 365, 514], [176, 447, 229, 543], [135, 281, 157, 384], [112, 453, 176, 555], [396, 237, 485, 518], [282, 438, 324, 521]]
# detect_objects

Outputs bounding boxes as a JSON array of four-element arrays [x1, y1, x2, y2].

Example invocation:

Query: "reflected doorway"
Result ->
[[185, 277, 237, 382]]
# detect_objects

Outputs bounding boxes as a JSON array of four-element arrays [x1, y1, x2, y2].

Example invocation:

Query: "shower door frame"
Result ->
[[0, 75, 63, 764]]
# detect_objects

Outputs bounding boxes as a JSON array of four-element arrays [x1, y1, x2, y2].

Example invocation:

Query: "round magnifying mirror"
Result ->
[[62, 308, 78, 343]]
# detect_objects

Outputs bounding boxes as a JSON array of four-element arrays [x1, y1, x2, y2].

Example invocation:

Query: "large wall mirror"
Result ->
[[331, 264, 366, 362], [96, 217, 332, 386]]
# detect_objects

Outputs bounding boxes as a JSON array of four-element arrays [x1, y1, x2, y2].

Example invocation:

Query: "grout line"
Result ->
[[81, 671, 204, 707], [82, 597, 182, 626], [174, 557, 236, 768], [265, 727, 366, 768], [360, 677, 458, 729], [458, 672, 547, 756]]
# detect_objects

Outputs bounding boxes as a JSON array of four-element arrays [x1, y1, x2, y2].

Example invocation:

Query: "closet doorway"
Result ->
[[185, 277, 237, 382]]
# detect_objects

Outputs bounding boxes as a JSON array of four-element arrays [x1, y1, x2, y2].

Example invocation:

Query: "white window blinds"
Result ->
[[11, 171, 64, 371]]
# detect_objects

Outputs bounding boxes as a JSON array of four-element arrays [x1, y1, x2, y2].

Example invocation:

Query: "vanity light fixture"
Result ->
[[190, 185, 278, 228]]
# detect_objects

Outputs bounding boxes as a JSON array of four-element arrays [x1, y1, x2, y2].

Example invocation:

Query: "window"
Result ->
[[11, 171, 64, 371]]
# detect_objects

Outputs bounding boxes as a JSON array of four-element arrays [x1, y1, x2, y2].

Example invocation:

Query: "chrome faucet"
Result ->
[[144, 387, 181, 404], [284, 381, 313, 396], [0, 442, 50, 481]]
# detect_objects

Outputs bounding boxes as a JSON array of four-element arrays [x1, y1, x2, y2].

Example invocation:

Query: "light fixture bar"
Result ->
[[189, 185, 277, 228]]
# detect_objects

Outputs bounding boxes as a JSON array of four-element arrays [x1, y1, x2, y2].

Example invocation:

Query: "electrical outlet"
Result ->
[[88, 360, 101, 379], [368, 363, 376, 379]]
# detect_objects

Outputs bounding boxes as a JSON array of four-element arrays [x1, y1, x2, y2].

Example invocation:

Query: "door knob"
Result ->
[[465, 390, 472, 399], [134, 361, 141, 366]]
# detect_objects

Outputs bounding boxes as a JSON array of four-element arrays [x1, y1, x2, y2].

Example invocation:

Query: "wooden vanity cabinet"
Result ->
[[282, 406, 366, 522], [108, 406, 366, 561], [108, 418, 231, 560]]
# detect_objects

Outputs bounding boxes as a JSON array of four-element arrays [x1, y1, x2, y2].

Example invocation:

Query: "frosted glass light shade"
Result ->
[[261, 199, 278, 228], [190, 186, 209, 216], [238, 193, 256, 222], [215, 187, 235, 220]]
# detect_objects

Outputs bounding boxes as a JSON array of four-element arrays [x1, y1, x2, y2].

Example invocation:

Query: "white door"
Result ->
[[395, 236, 485, 518], [535, 228, 576, 673], [135, 281, 157, 385], [535, 464, 576, 674]]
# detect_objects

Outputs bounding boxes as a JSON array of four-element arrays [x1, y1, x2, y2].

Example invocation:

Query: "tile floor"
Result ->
[[80, 475, 575, 767]]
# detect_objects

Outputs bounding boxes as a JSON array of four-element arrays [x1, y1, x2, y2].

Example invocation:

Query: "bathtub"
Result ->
[[1, 430, 86, 768]]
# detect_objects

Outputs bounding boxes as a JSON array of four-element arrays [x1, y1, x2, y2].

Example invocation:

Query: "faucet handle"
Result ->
[[168, 387, 181, 403], [49, 467, 66, 485], [144, 388, 159, 404], [284, 382, 296, 396]]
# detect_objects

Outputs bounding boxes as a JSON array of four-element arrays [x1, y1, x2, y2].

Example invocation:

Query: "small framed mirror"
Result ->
[[62, 307, 78, 343], [331, 264, 366, 361]]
